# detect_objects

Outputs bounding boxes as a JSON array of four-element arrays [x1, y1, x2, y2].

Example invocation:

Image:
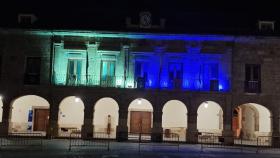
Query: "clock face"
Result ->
[[140, 12, 151, 28]]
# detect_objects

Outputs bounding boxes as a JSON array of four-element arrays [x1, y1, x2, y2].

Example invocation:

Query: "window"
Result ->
[[24, 57, 41, 84], [209, 63, 219, 91], [66, 59, 82, 86], [168, 62, 183, 88], [135, 61, 148, 88], [203, 63, 219, 91], [101, 61, 115, 87], [245, 64, 261, 93], [258, 21, 275, 32]]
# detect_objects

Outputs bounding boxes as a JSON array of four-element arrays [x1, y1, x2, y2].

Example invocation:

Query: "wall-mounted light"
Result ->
[[137, 98, 142, 105], [204, 101, 208, 108], [75, 97, 80, 103]]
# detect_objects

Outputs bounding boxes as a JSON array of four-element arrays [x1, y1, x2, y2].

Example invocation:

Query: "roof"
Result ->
[[1, 1, 280, 36]]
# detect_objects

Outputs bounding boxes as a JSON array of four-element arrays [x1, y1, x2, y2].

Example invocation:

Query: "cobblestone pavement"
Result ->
[[0, 139, 279, 158]]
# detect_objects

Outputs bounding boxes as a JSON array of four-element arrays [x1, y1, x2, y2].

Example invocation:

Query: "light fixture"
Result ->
[[75, 97, 80, 103], [204, 101, 208, 108], [137, 98, 142, 105], [0, 95, 2, 100]]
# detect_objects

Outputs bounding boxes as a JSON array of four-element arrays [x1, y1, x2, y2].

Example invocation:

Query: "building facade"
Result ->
[[0, 28, 279, 144]]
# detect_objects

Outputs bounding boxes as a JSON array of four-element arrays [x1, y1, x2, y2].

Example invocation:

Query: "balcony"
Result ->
[[169, 79, 183, 89], [244, 80, 261, 93], [52, 74, 135, 88], [52, 73, 229, 92]]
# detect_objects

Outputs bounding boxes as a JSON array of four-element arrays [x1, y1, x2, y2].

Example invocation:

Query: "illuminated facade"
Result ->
[[0, 28, 279, 145], [52, 32, 231, 91]]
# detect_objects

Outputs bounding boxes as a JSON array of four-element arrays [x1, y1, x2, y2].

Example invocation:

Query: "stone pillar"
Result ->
[[186, 112, 199, 143], [0, 97, 13, 135], [81, 98, 94, 139], [47, 97, 60, 138], [222, 95, 234, 145], [116, 108, 128, 141], [271, 108, 280, 147], [151, 110, 163, 142]]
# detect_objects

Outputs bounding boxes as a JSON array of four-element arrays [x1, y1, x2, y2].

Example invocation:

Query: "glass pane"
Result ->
[[253, 65, 260, 80], [245, 64, 251, 81], [135, 62, 142, 77], [109, 62, 115, 76], [210, 64, 218, 79], [76, 60, 82, 80], [101, 62, 107, 79], [68, 60, 74, 75]]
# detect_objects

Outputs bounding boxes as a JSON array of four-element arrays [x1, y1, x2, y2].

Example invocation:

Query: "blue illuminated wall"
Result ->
[[129, 47, 231, 91], [129, 46, 231, 92]]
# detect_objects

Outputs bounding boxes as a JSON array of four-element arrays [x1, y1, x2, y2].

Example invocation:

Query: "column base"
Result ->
[[151, 127, 163, 142], [116, 125, 128, 141], [0, 121, 9, 136], [82, 124, 94, 139], [271, 132, 280, 147], [222, 130, 234, 145], [48, 121, 59, 138], [186, 129, 199, 143]]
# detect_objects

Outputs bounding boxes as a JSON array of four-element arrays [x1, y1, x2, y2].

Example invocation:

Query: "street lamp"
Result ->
[[204, 101, 208, 108], [75, 97, 80, 103], [137, 98, 142, 105]]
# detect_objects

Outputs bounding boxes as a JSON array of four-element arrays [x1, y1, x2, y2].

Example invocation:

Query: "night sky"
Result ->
[[1, 0, 280, 34]]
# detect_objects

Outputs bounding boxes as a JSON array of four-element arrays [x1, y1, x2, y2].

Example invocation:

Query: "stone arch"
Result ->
[[162, 100, 188, 141], [127, 98, 153, 134], [58, 96, 84, 137], [197, 101, 223, 134], [233, 103, 271, 140], [93, 97, 119, 139], [9, 95, 50, 135]]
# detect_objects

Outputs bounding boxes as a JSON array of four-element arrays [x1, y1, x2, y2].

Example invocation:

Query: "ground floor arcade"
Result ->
[[0, 92, 279, 145]]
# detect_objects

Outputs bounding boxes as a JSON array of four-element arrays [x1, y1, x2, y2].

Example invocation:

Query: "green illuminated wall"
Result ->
[[52, 40, 127, 87]]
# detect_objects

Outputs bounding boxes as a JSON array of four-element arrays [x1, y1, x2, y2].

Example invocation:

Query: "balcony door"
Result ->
[[135, 61, 148, 88], [101, 61, 115, 87], [245, 64, 261, 93], [66, 59, 82, 85], [168, 62, 183, 88]]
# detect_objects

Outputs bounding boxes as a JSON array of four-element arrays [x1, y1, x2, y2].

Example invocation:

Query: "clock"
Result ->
[[140, 12, 152, 28]]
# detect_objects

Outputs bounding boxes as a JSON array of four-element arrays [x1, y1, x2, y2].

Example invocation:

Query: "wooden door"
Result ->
[[130, 111, 151, 133], [33, 109, 49, 131]]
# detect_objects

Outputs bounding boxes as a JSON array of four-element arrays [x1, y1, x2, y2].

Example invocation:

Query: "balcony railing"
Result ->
[[52, 73, 229, 91], [244, 80, 261, 93], [52, 74, 135, 88], [169, 79, 183, 89]]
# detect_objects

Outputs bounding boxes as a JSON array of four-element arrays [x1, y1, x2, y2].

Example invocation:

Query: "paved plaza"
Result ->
[[0, 139, 279, 158]]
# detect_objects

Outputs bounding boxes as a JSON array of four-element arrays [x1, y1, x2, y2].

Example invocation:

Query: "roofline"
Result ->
[[1, 27, 280, 42]]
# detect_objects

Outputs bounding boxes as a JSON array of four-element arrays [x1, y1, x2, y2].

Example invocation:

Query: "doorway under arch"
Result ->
[[93, 97, 119, 139], [197, 101, 223, 135], [58, 96, 84, 137], [127, 98, 153, 135], [9, 95, 50, 136], [232, 103, 271, 141], [162, 100, 188, 141]]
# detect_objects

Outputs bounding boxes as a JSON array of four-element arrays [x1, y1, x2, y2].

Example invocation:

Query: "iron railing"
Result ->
[[245, 80, 261, 93], [127, 132, 179, 152], [0, 132, 43, 150], [257, 136, 280, 153], [69, 131, 110, 151]]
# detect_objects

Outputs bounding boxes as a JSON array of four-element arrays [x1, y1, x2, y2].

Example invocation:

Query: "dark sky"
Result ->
[[1, 0, 280, 34]]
